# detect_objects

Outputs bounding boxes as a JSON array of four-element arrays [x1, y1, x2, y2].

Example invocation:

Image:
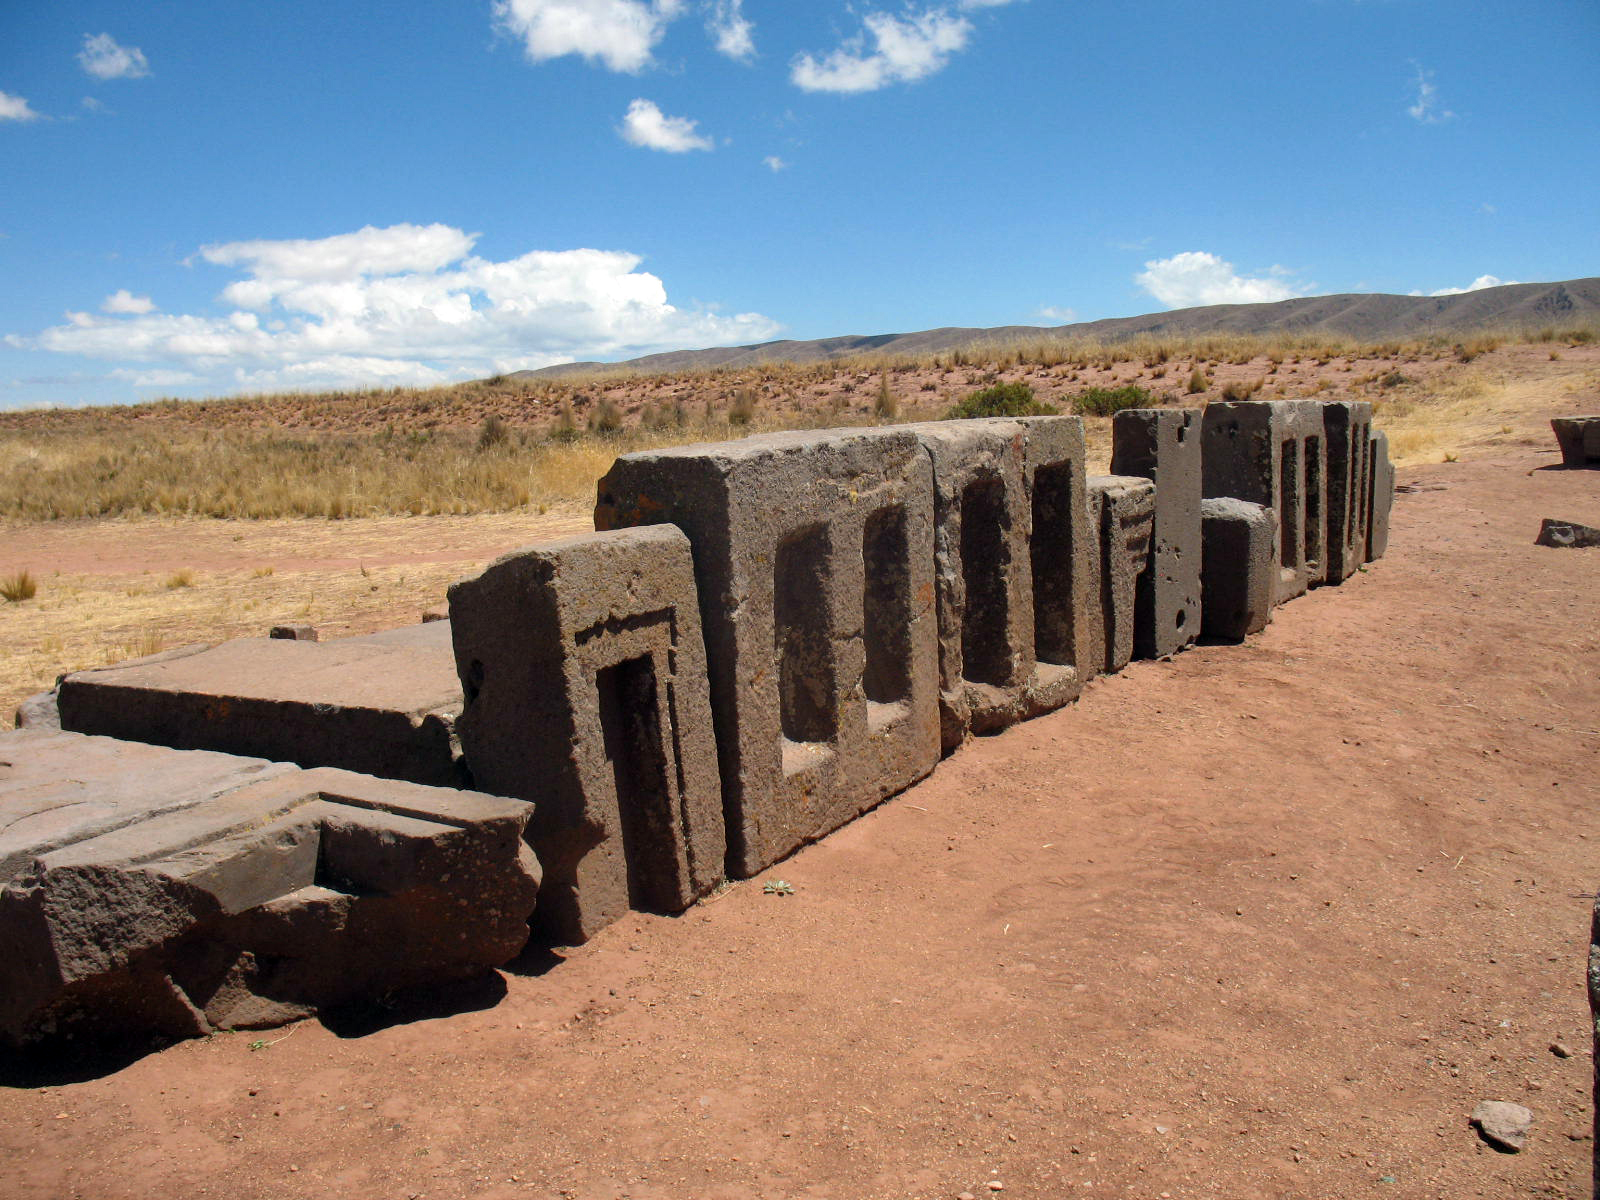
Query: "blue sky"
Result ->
[[1, 0, 1596, 410]]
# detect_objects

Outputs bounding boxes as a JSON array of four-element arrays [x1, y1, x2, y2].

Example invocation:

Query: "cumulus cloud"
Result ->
[[762, 155, 787, 171], [792, 9, 972, 93], [0, 90, 40, 122], [1422, 274, 1516, 297], [706, 0, 754, 60], [493, 0, 685, 73], [1407, 62, 1453, 124], [1136, 252, 1310, 309], [102, 289, 156, 315], [14, 223, 778, 392], [79, 33, 150, 81], [618, 98, 714, 152], [1035, 305, 1077, 324]]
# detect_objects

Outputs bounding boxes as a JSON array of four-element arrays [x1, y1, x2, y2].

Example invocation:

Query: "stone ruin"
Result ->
[[1, 401, 1395, 1049]]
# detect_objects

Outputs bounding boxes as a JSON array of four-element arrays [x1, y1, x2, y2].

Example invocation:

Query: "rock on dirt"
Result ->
[[1471, 1100, 1533, 1152]]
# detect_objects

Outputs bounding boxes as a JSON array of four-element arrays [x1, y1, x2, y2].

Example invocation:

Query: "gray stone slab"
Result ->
[[1111, 408, 1203, 658], [1367, 429, 1394, 561], [0, 730, 537, 1045], [1552, 416, 1600, 468], [1535, 518, 1600, 548], [1085, 476, 1156, 675], [1202, 399, 1329, 605], [1321, 400, 1374, 585], [57, 622, 466, 788], [1199, 498, 1275, 641], [595, 426, 940, 878], [449, 525, 725, 944]]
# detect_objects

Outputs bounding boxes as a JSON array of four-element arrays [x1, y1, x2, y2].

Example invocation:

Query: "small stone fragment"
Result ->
[[987, 1183, 1005, 1192], [1550, 1041, 1573, 1058], [1471, 1100, 1533, 1152]]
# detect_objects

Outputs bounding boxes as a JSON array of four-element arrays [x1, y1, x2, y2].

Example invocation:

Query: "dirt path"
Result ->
[[2, 447, 1598, 1200]]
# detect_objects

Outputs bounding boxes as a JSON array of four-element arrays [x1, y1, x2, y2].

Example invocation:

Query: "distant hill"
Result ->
[[514, 276, 1600, 382]]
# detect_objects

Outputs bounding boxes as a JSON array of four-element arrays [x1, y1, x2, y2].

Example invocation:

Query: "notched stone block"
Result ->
[[1321, 400, 1373, 585], [1551, 416, 1600, 468], [1085, 475, 1156, 675], [1112, 408, 1203, 658], [449, 525, 725, 945]]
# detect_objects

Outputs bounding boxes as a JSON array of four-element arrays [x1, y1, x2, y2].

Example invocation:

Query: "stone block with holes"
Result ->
[[1111, 408, 1203, 658], [1084, 476, 1157, 675], [1201, 399, 1330, 605], [0, 729, 537, 1047], [56, 622, 466, 788], [595, 427, 939, 878], [447, 526, 725, 945], [1322, 400, 1374, 585]]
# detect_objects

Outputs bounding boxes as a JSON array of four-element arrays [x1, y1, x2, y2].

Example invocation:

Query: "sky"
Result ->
[[1, 1, 1597, 410]]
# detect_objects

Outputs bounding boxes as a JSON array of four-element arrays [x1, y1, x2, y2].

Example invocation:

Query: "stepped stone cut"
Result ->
[[1111, 408, 1203, 659], [1552, 416, 1600, 468], [596, 427, 940, 878], [1321, 400, 1374, 585], [449, 526, 726, 945], [57, 622, 466, 789], [0, 730, 537, 1047], [1084, 476, 1156, 675], [1199, 498, 1276, 641]]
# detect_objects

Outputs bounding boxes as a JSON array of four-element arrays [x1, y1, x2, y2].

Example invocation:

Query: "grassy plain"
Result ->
[[2, 332, 1597, 723]]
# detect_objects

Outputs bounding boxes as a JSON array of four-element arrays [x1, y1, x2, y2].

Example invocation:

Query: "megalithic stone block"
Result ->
[[1552, 417, 1600, 468], [1084, 476, 1156, 675], [0, 730, 537, 1047], [1201, 400, 1329, 606], [1321, 400, 1374, 584], [448, 526, 725, 945], [1199, 498, 1276, 641], [595, 427, 939, 879], [1367, 429, 1394, 561], [57, 622, 466, 788], [1111, 408, 1203, 658]]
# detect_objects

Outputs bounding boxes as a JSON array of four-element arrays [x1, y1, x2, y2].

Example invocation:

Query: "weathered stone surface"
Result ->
[[269, 624, 317, 641], [1535, 518, 1600, 548], [1552, 416, 1600, 468], [57, 622, 467, 788], [0, 729, 537, 1046], [1202, 399, 1329, 605], [1367, 429, 1394, 562], [1471, 1100, 1533, 1152], [596, 426, 939, 878], [1199, 497, 1275, 641], [1589, 895, 1600, 1163], [13, 690, 60, 731], [1111, 408, 1203, 658], [1084, 476, 1156, 675], [449, 525, 725, 944], [1321, 400, 1374, 585]]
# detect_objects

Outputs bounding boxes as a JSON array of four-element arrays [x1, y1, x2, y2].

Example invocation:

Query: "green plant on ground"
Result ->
[[1072, 385, 1154, 417], [1, 569, 37, 603], [944, 381, 1057, 420]]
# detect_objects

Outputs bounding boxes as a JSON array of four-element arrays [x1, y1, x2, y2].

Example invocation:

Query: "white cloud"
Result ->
[[1035, 305, 1077, 324], [102, 289, 156, 315], [762, 155, 787, 171], [79, 33, 151, 81], [493, 0, 684, 73], [706, 0, 754, 60], [1424, 274, 1516, 297], [1136, 251, 1310, 309], [18, 222, 778, 392], [0, 90, 40, 122], [792, 9, 972, 93], [1407, 63, 1453, 124], [618, 98, 714, 152], [111, 368, 201, 388]]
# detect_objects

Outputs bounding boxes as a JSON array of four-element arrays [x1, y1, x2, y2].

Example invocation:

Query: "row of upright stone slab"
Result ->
[[4, 399, 1395, 1046]]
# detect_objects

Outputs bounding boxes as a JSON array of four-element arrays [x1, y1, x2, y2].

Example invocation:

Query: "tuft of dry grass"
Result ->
[[2, 569, 37, 602]]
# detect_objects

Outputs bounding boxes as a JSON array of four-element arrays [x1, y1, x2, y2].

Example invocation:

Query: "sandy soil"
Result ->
[[2, 437, 1598, 1198]]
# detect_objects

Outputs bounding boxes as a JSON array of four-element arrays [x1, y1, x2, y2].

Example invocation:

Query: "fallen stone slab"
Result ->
[[57, 621, 467, 788], [450, 526, 725, 944], [1199, 497, 1275, 641], [1552, 416, 1600, 468], [1084, 476, 1156, 675], [1111, 408, 1203, 659], [1471, 1100, 1533, 1152], [0, 730, 537, 1046], [1535, 518, 1600, 548]]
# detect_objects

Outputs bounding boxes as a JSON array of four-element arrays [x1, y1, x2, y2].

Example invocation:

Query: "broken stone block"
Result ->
[[13, 690, 59, 731], [57, 621, 466, 788], [0, 729, 537, 1046], [595, 426, 940, 878], [1367, 429, 1394, 562], [1202, 399, 1329, 605], [269, 624, 317, 641], [1084, 476, 1156, 675], [1552, 416, 1600, 468], [1199, 498, 1275, 641], [1111, 408, 1203, 658], [448, 525, 725, 945], [1535, 518, 1600, 548]]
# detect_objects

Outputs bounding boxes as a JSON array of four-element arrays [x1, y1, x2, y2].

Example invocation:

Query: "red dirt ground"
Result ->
[[2, 444, 1597, 1200]]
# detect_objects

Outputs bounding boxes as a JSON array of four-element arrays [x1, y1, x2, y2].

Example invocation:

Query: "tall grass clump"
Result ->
[[1, 569, 37, 602], [944, 382, 1057, 419]]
